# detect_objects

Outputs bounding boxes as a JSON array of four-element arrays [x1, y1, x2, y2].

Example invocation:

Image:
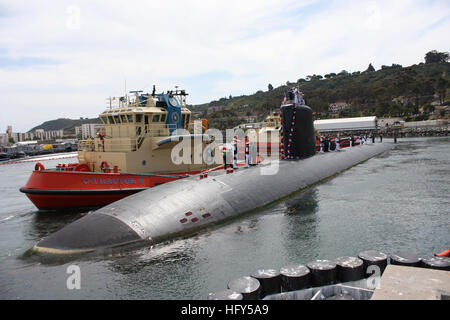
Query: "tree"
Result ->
[[424, 104, 435, 114], [375, 102, 390, 117], [366, 63, 375, 72], [425, 50, 449, 64], [411, 85, 421, 106], [268, 84, 273, 91], [436, 77, 448, 104]]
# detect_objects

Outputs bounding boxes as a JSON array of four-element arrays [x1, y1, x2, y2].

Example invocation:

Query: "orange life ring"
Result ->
[[75, 163, 90, 172], [435, 249, 450, 257], [100, 161, 110, 173], [35, 162, 45, 171]]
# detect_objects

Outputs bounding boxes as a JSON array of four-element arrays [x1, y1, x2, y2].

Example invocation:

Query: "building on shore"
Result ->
[[328, 102, 350, 114], [378, 117, 404, 129], [0, 133, 8, 145], [2, 125, 67, 146], [33, 129, 64, 141], [75, 126, 82, 138], [80, 123, 104, 139], [314, 116, 378, 133]]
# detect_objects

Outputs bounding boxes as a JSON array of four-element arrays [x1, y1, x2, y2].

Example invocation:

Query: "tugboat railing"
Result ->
[[261, 121, 279, 128], [77, 123, 177, 152]]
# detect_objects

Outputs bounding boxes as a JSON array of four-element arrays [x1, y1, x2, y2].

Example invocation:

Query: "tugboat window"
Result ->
[[135, 114, 142, 123], [120, 114, 128, 123], [127, 114, 133, 123], [152, 114, 160, 122], [114, 115, 120, 124], [160, 114, 166, 122]]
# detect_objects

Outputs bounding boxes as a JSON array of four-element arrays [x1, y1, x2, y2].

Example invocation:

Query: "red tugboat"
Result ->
[[20, 88, 220, 210]]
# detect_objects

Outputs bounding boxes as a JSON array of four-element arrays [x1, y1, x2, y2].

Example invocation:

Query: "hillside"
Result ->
[[29, 52, 450, 133], [191, 56, 450, 130], [28, 117, 101, 134]]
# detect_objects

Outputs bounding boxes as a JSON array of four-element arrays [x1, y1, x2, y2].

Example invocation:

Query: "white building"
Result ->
[[0, 133, 8, 145], [378, 117, 404, 128], [329, 102, 349, 114], [314, 116, 378, 132], [34, 129, 45, 140], [75, 126, 82, 138], [81, 123, 104, 139], [33, 129, 64, 140]]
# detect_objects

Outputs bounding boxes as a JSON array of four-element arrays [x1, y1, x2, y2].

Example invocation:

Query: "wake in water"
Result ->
[[0, 152, 78, 166]]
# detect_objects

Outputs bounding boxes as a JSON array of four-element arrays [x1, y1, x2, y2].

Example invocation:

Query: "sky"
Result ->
[[0, 0, 449, 132]]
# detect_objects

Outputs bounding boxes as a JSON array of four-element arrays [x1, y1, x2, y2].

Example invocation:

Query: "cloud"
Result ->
[[0, 0, 449, 132]]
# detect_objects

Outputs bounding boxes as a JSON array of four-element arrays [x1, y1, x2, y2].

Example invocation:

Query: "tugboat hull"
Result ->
[[20, 170, 192, 210]]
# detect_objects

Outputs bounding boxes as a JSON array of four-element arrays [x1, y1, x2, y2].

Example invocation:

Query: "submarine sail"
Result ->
[[281, 103, 316, 159]]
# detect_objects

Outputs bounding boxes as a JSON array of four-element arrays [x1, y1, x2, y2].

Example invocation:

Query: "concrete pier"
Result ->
[[371, 265, 450, 300]]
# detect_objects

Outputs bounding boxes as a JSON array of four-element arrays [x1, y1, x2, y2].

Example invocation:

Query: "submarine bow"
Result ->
[[32, 142, 393, 255]]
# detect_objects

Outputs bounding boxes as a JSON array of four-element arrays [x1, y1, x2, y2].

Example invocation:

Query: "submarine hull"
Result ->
[[33, 143, 393, 254]]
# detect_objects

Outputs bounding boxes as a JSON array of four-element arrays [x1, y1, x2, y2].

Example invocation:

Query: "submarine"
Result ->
[[31, 102, 393, 255]]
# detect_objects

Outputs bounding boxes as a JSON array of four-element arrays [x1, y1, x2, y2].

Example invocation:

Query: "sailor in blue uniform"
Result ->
[[245, 136, 250, 168], [222, 146, 230, 171], [232, 136, 238, 169], [299, 92, 305, 105]]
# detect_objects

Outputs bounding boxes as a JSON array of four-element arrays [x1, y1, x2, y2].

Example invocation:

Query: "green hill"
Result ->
[[191, 53, 450, 130], [28, 117, 101, 134], [29, 51, 450, 133]]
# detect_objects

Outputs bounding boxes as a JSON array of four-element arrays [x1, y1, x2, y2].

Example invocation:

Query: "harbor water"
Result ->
[[0, 137, 449, 299]]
